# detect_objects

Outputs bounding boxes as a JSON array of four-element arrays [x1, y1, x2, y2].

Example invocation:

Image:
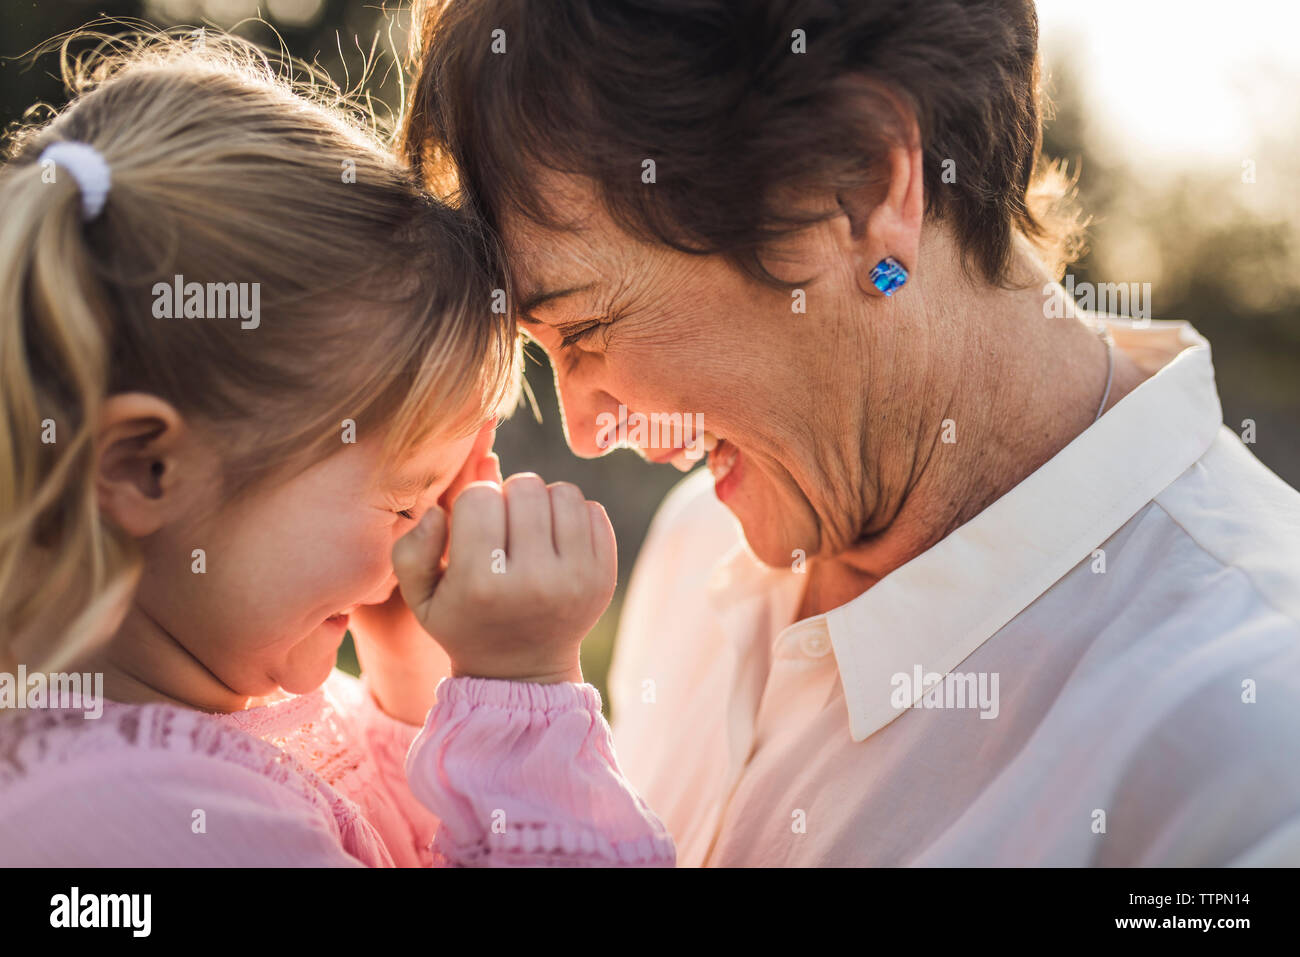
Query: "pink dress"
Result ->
[[0, 669, 675, 867]]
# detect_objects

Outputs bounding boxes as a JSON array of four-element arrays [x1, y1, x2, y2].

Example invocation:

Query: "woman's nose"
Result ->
[[545, 358, 613, 458], [558, 385, 625, 459]]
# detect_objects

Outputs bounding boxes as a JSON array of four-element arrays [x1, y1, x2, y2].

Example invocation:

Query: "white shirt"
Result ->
[[608, 318, 1300, 866]]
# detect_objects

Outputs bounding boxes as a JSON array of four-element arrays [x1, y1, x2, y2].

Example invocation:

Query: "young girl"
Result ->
[[0, 32, 674, 867]]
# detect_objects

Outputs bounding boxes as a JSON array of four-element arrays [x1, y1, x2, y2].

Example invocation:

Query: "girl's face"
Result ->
[[129, 426, 480, 699]]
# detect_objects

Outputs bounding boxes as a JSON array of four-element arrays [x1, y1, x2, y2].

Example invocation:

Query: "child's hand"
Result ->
[[392, 473, 617, 684], [349, 418, 499, 724]]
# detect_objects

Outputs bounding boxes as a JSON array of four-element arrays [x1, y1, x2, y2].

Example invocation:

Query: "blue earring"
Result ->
[[869, 256, 908, 296]]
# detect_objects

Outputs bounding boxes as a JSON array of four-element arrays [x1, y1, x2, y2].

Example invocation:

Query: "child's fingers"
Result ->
[[548, 482, 591, 556], [438, 419, 499, 510], [392, 506, 449, 610], [466, 417, 497, 465], [588, 501, 617, 587], [503, 473, 553, 564], [477, 451, 503, 485], [447, 482, 507, 572]]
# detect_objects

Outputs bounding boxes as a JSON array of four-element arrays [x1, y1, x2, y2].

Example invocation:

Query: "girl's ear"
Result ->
[[95, 393, 188, 538]]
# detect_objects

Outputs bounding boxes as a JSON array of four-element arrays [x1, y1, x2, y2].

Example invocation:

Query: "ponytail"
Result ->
[[0, 149, 139, 673], [0, 29, 518, 677]]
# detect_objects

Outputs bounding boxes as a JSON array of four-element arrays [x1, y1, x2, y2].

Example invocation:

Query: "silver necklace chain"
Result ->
[[1093, 321, 1116, 423]]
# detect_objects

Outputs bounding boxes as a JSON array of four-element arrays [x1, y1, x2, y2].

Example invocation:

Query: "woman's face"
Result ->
[[507, 176, 878, 568]]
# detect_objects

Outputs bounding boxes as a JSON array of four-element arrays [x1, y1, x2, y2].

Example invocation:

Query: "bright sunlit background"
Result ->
[[1038, 0, 1300, 167], [3, 0, 1297, 711]]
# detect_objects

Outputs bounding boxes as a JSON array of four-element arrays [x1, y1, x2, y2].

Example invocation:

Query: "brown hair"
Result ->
[[0, 30, 519, 672], [402, 0, 1085, 287]]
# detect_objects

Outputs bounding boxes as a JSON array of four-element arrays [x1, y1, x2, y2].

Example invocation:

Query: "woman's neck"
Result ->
[[799, 251, 1151, 621]]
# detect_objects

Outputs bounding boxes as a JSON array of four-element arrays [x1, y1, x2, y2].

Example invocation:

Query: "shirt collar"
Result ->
[[710, 318, 1223, 743]]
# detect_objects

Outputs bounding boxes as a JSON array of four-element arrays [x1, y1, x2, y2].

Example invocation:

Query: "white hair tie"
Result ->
[[40, 141, 111, 221]]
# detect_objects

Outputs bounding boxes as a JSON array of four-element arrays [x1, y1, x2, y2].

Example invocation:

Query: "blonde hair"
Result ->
[[0, 29, 519, 674]]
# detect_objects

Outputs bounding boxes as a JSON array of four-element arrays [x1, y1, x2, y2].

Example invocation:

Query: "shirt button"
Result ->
[[798, 626, 831, 658]]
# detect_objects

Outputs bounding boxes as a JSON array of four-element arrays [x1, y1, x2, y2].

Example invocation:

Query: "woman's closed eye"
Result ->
[[558, 320, 602, 348]]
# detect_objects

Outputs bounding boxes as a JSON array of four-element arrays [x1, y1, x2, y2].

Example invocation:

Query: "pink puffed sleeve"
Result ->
[[406, 677, 676, 867]]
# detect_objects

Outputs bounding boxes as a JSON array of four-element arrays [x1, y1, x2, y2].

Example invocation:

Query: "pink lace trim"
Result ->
[[432, 819, 675, 867], [0, 691, 389, 865]]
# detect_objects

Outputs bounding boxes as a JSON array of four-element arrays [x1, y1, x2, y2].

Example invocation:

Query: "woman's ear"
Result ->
[[95, 393, 188, 538], [834, 85, 925, 299]]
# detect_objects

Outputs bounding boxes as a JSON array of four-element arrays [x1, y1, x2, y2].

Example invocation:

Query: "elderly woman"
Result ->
[[402, 0, 1300, 865]]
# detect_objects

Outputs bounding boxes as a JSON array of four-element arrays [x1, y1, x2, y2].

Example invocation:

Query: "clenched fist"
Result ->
[[392, 472, 617, 684]]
